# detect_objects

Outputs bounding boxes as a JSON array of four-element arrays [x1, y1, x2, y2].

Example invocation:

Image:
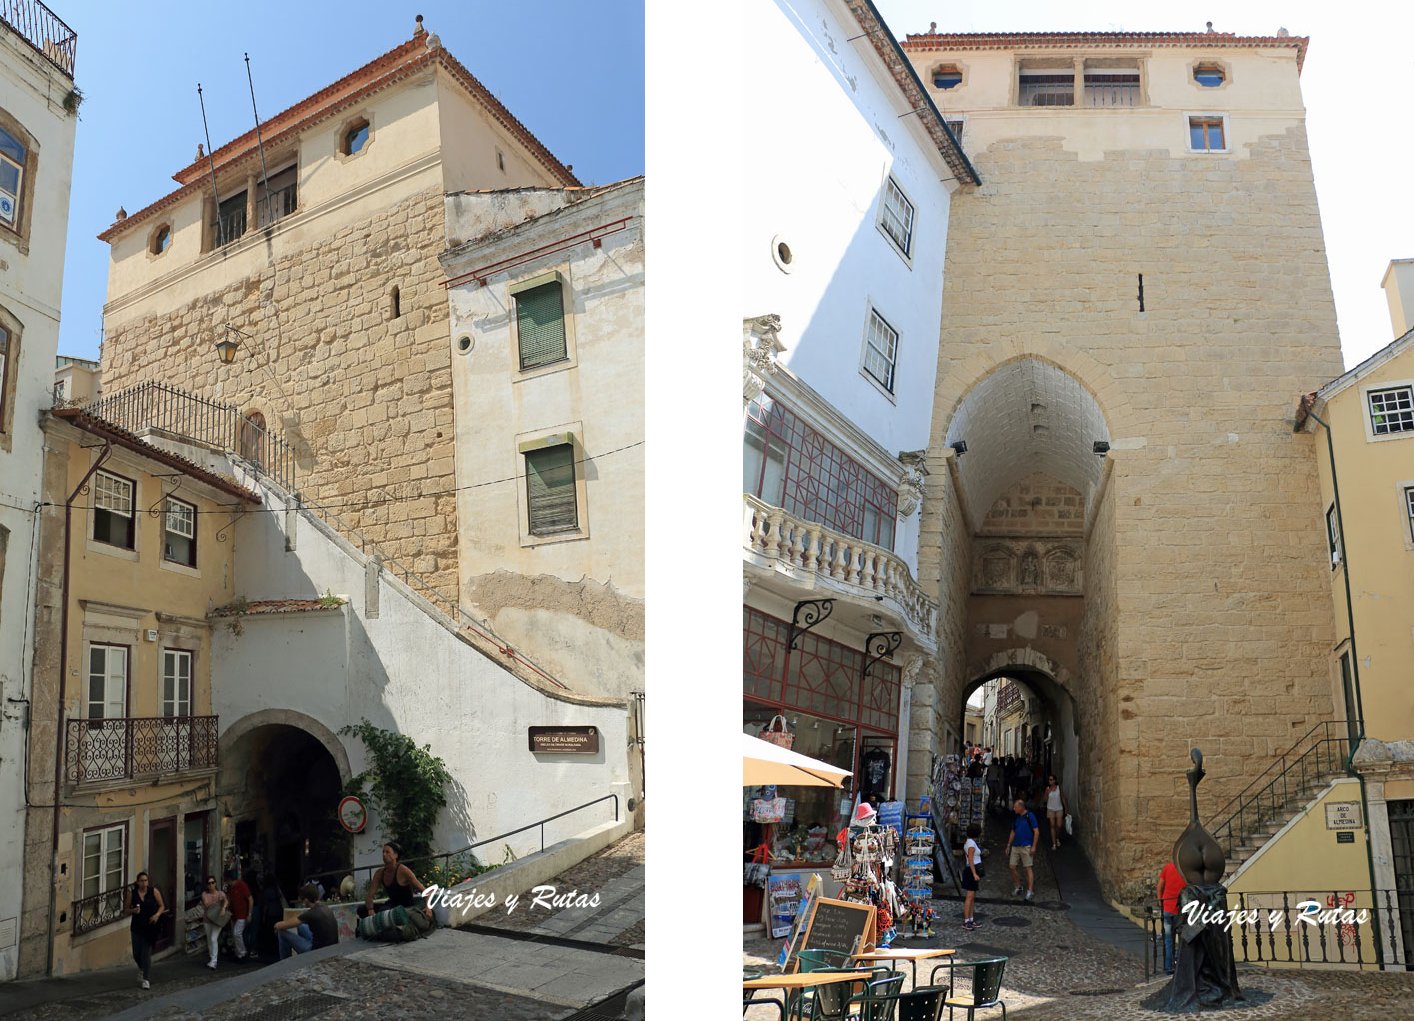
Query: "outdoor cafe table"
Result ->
[[742, 971, 874, 1020], [851, 947, 956, 989]]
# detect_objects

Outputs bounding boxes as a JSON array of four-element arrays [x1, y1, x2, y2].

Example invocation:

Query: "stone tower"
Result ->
[[901, 30, 1344, 899]]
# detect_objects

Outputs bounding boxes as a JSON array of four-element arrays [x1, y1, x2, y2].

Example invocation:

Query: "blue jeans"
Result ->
[[1162, 913, 1178, 973], [277, 923, 312, 960]]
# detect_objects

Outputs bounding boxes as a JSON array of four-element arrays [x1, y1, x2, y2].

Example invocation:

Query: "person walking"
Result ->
[[1158, 859, 1186, 975], [1043, 775, 1068, 850], [126, 872, 165, 989], [199, 875, 230, 969], [961, 822, 984, 931], [225, 869, 252, 961], [1005, 799, 1039, 902]]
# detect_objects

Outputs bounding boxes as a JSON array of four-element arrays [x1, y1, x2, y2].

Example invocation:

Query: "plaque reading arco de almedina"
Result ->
[[528, 726, 600, 755]]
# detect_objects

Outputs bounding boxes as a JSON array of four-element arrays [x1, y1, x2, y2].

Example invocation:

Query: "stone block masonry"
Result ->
[[100, 188, 460, 605], [923, 125, 1344, 902]]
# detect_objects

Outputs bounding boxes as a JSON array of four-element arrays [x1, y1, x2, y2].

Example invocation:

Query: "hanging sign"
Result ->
[[337, 795, 367, 834]]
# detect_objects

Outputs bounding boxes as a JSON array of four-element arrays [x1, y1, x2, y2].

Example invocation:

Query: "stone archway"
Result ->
[[219, 711, 353, 901]]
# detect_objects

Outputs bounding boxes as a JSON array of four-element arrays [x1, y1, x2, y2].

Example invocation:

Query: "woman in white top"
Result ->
[[962, 823, 983, 930], [1044, 775, 1067, 851]]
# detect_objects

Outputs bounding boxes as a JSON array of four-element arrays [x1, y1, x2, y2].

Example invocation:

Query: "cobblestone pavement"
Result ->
[[475, 830, 645, 948], [0, 953, 263, 1020], [744, 813, 1414, 1020]]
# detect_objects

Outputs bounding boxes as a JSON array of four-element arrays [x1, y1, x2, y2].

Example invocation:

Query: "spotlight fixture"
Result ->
[[1092, 440, 1111, 455], [950, 440, 968, 455]]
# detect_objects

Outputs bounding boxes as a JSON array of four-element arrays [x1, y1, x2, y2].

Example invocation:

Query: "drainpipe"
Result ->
[[46, 438, 111, 976], [1303, 407, 1383, 965]]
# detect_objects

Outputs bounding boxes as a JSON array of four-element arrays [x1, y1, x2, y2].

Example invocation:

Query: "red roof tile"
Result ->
[[100, 34, 579, 243]]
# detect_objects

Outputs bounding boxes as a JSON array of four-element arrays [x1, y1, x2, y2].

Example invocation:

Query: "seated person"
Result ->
[[273, 884, 338, 959], [360, 841, 432, 920]]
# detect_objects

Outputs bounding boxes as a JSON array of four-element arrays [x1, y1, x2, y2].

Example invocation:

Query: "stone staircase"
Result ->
[[1210, 721, 1351, 879]]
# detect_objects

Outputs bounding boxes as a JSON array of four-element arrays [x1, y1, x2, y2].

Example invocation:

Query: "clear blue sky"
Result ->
[[54, 1, 645, 360]]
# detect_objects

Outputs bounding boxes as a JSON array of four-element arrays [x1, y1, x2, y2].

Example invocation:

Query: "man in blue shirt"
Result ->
[[1005, 799, 1039, 901]]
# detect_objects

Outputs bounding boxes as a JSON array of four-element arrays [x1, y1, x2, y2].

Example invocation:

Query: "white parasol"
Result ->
[[743, 733, 852, 788]]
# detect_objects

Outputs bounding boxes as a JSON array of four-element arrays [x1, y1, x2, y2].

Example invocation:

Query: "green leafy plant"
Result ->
[[420, 851, 491, 890], [218, 596, 250, 637], [339, 720, 452, 860], [63, 87, 83, 116], [317, 590, 345, 608]]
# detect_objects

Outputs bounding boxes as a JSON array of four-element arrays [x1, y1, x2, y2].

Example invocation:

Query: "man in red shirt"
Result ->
[[225, 869, 252, 961], [1157, 859, 1186, 975]]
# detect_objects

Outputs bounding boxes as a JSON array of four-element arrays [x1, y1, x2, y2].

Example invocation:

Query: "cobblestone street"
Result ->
[[744, 817, 1414, 1020]]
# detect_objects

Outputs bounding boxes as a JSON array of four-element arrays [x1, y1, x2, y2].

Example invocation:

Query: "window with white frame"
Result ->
[[1405, 486, 1414, 544], [879, 177, 915, 257], [93, 471, 135, 549], [0, 126, 24, 229], [87, 644, 127, 720], [862, 309, 899, 394], [1368, 385, 1414, 436], [162, 650, 192, 718], [80, 823, 125, 902], [1326, 504, 1341, 567], [163, 497, 196, 567]]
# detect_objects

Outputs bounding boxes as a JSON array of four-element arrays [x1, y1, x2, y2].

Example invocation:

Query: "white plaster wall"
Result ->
[[0, 29, 77, 983], [435, 72, 562, 194], [743, 0, 956, 574], [214, 471, 630, 871], [442, 182, 644, 699]]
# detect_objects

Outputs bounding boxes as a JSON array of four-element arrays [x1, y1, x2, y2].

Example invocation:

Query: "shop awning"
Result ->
[[743, 733, 852, 788]]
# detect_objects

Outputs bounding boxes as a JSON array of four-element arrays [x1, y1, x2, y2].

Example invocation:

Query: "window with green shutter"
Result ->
[[515, 281, 567, 370], [526, 444, 578, 534]]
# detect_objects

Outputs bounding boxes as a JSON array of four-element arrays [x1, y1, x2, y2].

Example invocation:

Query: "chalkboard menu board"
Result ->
[[790, 897, 876, 971]]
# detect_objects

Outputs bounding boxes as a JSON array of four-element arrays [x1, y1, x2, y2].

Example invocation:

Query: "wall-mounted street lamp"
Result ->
[[213, 324, 258, 365]]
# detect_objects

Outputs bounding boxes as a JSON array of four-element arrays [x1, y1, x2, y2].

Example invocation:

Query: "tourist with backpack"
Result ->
[[1006, 799, 1039, 901]]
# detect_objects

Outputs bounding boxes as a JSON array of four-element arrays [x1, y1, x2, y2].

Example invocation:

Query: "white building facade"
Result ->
[[0, 4, 77, 982], [741, 0, 977, 893]]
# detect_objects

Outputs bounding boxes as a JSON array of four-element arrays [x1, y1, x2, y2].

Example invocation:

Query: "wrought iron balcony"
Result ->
[[65, 715, 219, 785], [744, 494, 938, 649], [214, 206, 247, 247], [72, 887, 127, 936], [255, 181, 298, 228], [0, 0, 77, 77]]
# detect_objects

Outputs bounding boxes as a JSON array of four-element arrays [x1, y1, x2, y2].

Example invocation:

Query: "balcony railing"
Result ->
[[744, 494, 938, 647], [0, 0, 77, 77], [214, 206, 247, 248], [65, 716, 219, 785], [72, 887, 127, 936], [255, 181, 298, 228]]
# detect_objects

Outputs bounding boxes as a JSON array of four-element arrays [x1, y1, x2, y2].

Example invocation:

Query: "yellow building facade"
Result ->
[[20, 409, 259, 976]]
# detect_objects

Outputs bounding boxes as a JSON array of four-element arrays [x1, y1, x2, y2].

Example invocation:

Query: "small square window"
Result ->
[[862, 309, 899, 394], [151, 225, 171, 255], [93, 471, 135, 550], [515, 281, 567, 371], [164, 497, 196, 567], [879, 177, 915, 258], [945, 120, 964, 141], [1368, 385, 1414, 435], [342, 119, 370, 156], [1189, 116, 1226, 152], [932, 65, 962, 89], [525, 444, 578, 535]]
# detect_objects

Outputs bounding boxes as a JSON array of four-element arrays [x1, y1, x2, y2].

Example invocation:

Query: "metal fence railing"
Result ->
[[1144, 890, 1410, 975], [65, 715, 219, 784], [256, 182, 298, 228], [81, 380, 297, 495], [301, 793, 621, 905], [0, 0, 77, 77], [72, 887, 127, 935]]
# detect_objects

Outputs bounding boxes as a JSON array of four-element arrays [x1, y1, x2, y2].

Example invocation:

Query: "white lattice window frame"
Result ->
[[861, 308, 899, 398], [165, 498, 194, 538], [1362, 381, 1414, 442], [877, 175, 915, 261], [94, 472, 133, 517], [81, 823, 126, 901]]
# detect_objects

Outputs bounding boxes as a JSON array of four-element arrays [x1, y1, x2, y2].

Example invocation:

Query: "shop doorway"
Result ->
[[1389, 799, 1414, 970], [147, 818, 177, 951], [220, 721, 351, 902], [183, 812, 209, 913]]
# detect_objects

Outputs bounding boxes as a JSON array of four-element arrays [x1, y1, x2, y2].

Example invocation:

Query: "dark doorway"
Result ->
[[148, 818, 177, 950], [1388, 799, 1414, 970]]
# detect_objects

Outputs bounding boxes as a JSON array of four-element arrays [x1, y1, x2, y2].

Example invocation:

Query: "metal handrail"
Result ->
[[302, 793, 620, 902], [1208, 721, 1349, 861], [0, 0, 77, 77]]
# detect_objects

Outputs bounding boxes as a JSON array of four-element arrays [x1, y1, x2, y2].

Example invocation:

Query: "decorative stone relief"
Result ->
[[1040, 624, 1068, 640], [896, 451, 929, 517], [971, 538, 1084, 595], [743, 314, 785, 403]]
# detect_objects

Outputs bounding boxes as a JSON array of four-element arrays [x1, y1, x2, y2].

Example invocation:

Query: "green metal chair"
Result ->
[[743, 991, 788, 1020], [941, 957, 1008, 1021], [841, 974, 908, 1021], [896, 985, 949, 1021]]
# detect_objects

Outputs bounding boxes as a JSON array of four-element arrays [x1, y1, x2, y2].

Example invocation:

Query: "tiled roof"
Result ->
[[49, 408, 262, 504], [209, 598, 344, 617], [100, 33, 579, 243], [903, 30, 1309, 73]]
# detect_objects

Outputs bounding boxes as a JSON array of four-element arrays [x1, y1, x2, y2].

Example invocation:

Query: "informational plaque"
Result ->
[[528, 726, 600, 755], [1324, 802, 1362, 830]]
